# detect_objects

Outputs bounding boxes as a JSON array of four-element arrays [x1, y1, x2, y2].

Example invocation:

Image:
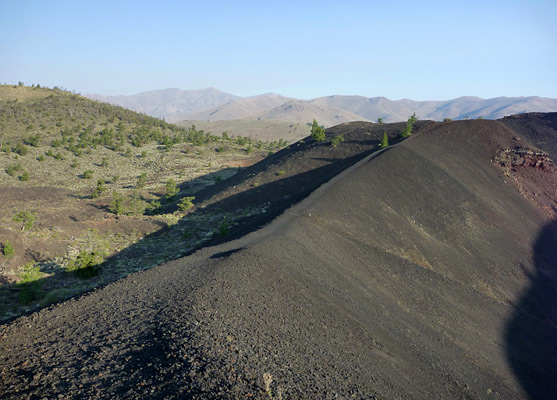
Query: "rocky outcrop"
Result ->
[[494, 147, 554, 172]]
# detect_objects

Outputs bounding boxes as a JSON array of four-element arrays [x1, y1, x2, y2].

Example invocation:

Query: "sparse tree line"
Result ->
[[1, 86, 288, 183], [0, 86, 285, 152], [1, 120, 281, 162], [106, 176, 195, 217], [310, 119, 344, 147], [309, 113, 416, 150]]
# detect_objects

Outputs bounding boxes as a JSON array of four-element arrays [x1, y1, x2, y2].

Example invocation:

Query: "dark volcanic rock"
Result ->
[[1, 116, 556, 399]]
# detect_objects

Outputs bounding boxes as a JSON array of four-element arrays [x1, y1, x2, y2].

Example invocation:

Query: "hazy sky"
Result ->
[[2, 0, 556, 100]]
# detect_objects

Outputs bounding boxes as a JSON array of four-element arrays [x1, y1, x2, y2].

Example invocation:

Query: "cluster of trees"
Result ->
[[0, 88, 288, 165]]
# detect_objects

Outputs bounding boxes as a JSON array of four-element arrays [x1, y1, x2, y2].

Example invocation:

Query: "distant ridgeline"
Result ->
[[86, 87, 557, 124]]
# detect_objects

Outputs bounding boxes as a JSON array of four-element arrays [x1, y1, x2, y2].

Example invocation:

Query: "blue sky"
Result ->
[[1, 0, 556, 100]]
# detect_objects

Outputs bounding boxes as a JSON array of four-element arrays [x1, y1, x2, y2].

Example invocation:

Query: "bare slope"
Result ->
[[186, 93, 293, 121], [178, 119, 556, 399], [252, 99, 369, 126], [311, 95, 557, 122], [500, 112, 557, 159], [1, 117, 556, 399], [87, 88, 240, 122], [175, 119, 311, 142]]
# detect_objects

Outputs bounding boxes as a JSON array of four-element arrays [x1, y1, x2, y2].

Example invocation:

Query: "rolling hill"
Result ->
[[310, 95, 557, 122], [175, 119, 311, 142], [87, 88, 240, 122], [86, 88, 557, 126], [186, 93, 294, 121], [1, 113, 556, 399]]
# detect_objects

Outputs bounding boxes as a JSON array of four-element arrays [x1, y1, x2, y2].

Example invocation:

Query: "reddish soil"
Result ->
[[0, 187, 164, 278]]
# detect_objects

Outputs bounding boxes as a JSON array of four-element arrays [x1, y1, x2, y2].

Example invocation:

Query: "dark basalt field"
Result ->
[[1, 114, 556, 399]]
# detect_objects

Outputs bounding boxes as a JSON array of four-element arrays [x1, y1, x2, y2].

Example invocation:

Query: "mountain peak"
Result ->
[[85, 89, 557, 124]]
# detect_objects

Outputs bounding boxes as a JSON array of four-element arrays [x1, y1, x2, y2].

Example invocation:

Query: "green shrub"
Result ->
[[91, 179, 106, 198], [17, 262, 45, 304], [65, 251, 102, 278], [13, 211, 36, 231], [19, 262, 44, 283], [37, 154, 45, 162], [5, 163, 21, 177], [146, 200, 161, 214], [13, 143, 29, 156], [65, 230, 109, 278], [378, 132, 389, 149], [25, 135, 40, 147], [127, 191, 149, 215], [82, 170, 93, 179], [2, 241, 14, 258], [219, 218, 230, 237], [109, 192, 125, 215], [165, 178, 179, 200], [19, 171, 30, 181], [331, 134, 344, 147], [178, 196, 195, 211], [136, 173, 147, 189]]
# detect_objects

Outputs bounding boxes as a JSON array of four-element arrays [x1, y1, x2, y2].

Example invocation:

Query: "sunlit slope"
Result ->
[[184, 119, 553, 398]]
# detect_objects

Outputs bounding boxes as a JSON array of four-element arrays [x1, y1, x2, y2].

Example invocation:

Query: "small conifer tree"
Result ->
[[379, 132, 389, 148], [178, 196, 195, 211], [401, 113, 417, 138], [310, 119, 326, 142], [165, 178, 179, 200]]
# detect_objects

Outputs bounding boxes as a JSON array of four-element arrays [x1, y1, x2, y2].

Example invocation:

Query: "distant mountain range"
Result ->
[[86, 88, 557, 126]]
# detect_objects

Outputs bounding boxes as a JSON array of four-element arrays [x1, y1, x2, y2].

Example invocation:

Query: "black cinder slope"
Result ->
[[0, 118, 555, 399], [179, 119, 556, 398]]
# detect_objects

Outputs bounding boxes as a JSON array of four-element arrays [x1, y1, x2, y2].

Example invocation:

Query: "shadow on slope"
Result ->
[[178, 118, 555, 399], [500, 112, 557, 159], [1, 116, 556, 399], [506, 220, 557, 400], [1, 121, 433, 322]]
